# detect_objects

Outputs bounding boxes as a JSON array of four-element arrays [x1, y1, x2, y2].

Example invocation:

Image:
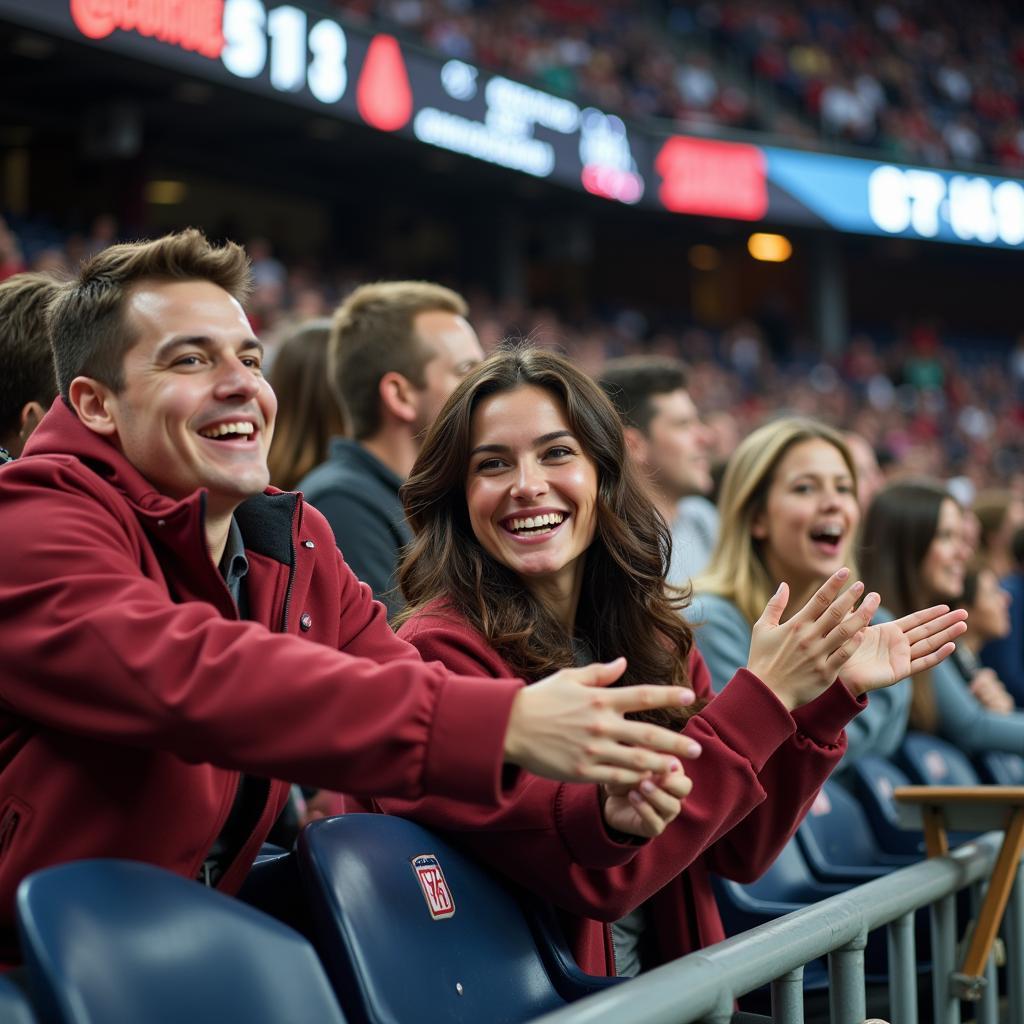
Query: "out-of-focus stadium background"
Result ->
[[2, 0, 1023, 491]]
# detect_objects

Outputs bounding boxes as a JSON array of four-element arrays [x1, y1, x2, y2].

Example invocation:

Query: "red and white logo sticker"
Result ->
[[411, 854, 455, 920]]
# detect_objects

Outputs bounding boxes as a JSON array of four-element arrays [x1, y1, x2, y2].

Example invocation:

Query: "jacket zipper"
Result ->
[[279, 497, 302, 632], [222, 496, 302, 884]]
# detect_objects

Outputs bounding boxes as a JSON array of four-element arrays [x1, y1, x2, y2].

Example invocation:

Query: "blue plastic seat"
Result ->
[[713, 835, 849, 940], [297, 813, 619, 1024], [16, 859, 347, 1024], [796, 780, 918, 884], [896, 732, 981, 786], [974, 750, 1024, 785], [237, 843, 310, 936], [0, 975, 37, 1023], [850, 756, 929, 857]]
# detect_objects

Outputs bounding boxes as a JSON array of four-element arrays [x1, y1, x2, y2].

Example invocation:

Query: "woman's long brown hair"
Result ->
[[858, 480, 958, 733], [396, 345, 698, 729]]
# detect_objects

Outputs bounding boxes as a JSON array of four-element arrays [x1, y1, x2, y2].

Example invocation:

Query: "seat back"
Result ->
[[850, 756, 925, 856], [975, 750, 1024, 785], [297, 813, 591, 1024], [896, 732, 980, 786], [797, 781, 911, 879], [0, 975, 37, 1023], [16, 859, 346, 1024], [739, 836, 848, 906]]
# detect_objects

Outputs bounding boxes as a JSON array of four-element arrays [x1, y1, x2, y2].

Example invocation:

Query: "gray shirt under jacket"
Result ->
[[668, 496, 719, 589], [296, 438, 412, 619], [686, 593, 911, 773]]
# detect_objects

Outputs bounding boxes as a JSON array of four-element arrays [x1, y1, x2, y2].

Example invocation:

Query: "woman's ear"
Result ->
[[750, 509, 768, 540]]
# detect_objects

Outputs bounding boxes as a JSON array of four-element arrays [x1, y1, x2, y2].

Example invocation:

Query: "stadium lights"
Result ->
[[145, 180, 187, 205], [747, 232, 792, 262]]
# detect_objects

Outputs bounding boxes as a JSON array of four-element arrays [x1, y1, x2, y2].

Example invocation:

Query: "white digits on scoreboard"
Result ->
[[267, 5, 306, 92], [222, 0, 348, 103], [222, 0, 266, 79], [308, 18, 347, 103]]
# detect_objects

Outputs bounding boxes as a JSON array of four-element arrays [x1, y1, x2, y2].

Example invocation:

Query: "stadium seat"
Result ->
[[16, 859, 347, 1024], [237, 843, 311, 936], [850, 756, 929, 857], [296, 813, 620, 1024], [712, 836, 849, 940], [895, 732, 982, 786], [974, 750, 1024, 785], [796, 780, 918, 884], [0, 975, 37, 1023]]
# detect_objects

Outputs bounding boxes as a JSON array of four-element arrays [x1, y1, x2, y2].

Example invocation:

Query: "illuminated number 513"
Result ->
[[222, 0, 347, 104]]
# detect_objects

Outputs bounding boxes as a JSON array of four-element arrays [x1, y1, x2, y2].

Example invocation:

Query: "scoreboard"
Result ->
[[5, 0, 1024, 251]]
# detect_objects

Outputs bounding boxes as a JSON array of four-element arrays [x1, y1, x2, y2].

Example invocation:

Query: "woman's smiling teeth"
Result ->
[[810, 523, 843, 542], [199, 421, 256, 440], [505, 512, 566, 535]]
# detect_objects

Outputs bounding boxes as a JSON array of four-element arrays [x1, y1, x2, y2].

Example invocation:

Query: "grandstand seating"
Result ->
[[795, 779, 918, 885], [0, 976, 36, 1024], [237, 842, 311, 937], [15, 859, 346, 1024], [895, 732, 983, 786], [974, 750, 1024, 785], [296, 813, 620, 1024], [849, 756, 929, 857]]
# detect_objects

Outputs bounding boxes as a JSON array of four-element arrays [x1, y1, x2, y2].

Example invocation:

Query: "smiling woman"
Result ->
[[860, 482, 1024, 754], [688, 418, 945, 773], [349, 348, 966, 981]]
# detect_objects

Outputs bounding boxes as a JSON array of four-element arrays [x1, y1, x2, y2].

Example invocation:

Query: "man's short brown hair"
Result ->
[[48, 228, 252, 401], [329, 281, 468, 440], [0, 272, 61, 441], [599, 356, 690, 435]]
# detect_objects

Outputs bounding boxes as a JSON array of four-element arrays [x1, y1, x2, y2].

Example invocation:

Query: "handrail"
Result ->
[[531, 832, 1008, 1024]]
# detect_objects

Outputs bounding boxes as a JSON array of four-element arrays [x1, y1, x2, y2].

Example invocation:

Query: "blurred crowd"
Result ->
[[3, 211, 1023, 498], [334, 0, 1024, 171]]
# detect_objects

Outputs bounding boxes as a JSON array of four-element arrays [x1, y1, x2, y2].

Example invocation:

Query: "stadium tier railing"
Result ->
[[529, 831, 1022, 1024]]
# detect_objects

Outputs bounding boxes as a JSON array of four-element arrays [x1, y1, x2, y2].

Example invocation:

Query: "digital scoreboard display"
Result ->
[[5, 0, 1024, 251]]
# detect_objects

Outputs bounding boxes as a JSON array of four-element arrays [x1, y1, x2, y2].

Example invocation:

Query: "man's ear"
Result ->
[[378, 371, 418, 426], [68, 377, 119, 437], [17, 400, 47, 442], [622, 425, 649, 465]]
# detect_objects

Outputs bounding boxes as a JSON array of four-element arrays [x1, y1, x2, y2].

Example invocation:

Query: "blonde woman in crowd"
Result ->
[[689, 418, 963, 770]]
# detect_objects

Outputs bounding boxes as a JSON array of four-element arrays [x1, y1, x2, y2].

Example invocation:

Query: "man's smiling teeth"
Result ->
[[509, 512, 565, 533], [199, 422, 255, 439]]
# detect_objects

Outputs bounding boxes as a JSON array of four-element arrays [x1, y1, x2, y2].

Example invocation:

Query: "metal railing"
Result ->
[[532, 832, 1023, 1024]]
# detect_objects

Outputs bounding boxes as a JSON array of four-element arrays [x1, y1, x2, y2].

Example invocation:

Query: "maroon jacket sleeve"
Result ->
[[379, 613, 641, 873], [689, 650, 865, 881], [0, 465, 522, 806], [384, 616, 863, 922]]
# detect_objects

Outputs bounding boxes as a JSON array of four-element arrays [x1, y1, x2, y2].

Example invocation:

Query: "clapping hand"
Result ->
[[602, 757, 696, 838], [840, 604, 967, 696]]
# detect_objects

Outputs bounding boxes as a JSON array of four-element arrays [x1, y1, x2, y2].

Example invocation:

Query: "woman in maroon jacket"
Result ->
[[359, 346, 966, 977]]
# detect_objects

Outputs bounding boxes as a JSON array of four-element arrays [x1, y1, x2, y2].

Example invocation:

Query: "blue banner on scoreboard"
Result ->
[[4, 0, 1024, 250]]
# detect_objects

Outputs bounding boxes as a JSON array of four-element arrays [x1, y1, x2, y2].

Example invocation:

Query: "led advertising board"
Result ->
[[4, 0, 1024, 250]]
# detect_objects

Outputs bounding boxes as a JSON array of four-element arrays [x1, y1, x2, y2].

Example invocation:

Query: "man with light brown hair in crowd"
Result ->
[[0, 272, 61, 463], [0, 229, 699, 965], [298, 281, 484, 615]]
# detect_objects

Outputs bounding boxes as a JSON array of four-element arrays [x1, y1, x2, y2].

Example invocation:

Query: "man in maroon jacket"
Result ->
[[0, 229, 696, 964]]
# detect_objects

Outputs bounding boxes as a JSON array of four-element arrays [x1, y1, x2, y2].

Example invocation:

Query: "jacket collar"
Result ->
[[25, 399, 298, 565]]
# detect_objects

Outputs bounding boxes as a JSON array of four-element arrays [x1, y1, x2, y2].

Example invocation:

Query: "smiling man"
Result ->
[[0, 230, 699, 964]]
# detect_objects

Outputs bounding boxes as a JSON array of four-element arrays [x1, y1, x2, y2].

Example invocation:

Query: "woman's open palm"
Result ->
[[840, 606, 967, 695]]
